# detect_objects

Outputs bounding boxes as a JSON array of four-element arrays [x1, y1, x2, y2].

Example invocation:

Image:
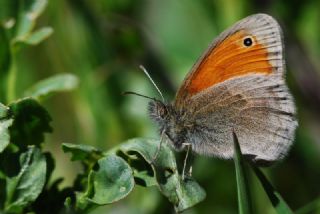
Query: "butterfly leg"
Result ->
[[182, 143, 193, 180], [152, 129, 165, 163]]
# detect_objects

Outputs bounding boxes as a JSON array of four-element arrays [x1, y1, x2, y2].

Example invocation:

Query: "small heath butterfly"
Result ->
[[147, 14, 298, 166]]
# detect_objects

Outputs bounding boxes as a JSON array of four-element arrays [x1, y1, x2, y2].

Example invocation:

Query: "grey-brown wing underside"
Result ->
[[184, 74, 297, 162]]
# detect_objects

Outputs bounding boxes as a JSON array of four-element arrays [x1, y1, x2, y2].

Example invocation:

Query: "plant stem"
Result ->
[[6, 54, 17, 103], [252, 165, 293, 214], [295, 197, 320, 214], [233, 131, 253, 214]]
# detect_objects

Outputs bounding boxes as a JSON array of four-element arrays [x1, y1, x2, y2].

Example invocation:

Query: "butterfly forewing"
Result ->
[[175, 14, 284, 106]]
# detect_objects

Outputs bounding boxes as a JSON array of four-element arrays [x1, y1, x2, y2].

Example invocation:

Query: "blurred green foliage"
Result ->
[[1, 0, 320, 213]]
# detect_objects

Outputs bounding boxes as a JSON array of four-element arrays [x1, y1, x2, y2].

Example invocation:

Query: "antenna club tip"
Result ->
[[139, 65, 147, 72]]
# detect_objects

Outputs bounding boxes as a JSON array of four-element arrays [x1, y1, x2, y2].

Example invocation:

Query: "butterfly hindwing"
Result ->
[[185, 74, 297, 162]]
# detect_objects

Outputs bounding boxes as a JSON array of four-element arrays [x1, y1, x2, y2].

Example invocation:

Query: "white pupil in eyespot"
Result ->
[[243, 37, 253, 46]]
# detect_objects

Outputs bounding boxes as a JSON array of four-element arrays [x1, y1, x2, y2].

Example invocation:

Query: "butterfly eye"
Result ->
[[243, 36, 253, 47], [158, 106, 168, 119]]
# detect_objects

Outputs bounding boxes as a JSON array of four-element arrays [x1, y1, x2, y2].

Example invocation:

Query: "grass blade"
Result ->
[[252, 165, 293, 214], [295, 197, 320, 214], [233, 132, 253, 214]]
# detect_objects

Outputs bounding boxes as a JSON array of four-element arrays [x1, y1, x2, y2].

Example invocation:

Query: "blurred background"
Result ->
[[7, 0, 320, 213]]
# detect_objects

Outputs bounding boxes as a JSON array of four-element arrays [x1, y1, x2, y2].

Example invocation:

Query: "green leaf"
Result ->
[[5, 146, 47, 213], [24, 73, 79, 100], [65, 138, 205, 212], [111, 144, 156, 188], [117, 138, 206, 212], [62, 143, 103, 166], [252, 165, 293, 214], [89, 155, 134, 204], [0, 102, 10, 118], [233, 132, 253, 214], [76, 155, 134, 211], [32, 178, 74, 214], [14, 0, 48, 40], [15, 26, 53, 46], [0, 102, 13, 152], [9, 98, 52, 150]]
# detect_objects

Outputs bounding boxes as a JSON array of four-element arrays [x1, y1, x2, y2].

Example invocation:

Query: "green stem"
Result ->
[[252, 165, 293, 214], [6, 54, 17, 103], [295, 197, 320, 214], [233, 132, 253, 214]]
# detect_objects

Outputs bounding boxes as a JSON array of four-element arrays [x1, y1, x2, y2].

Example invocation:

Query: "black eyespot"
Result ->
[[243, 37, 253, 47]]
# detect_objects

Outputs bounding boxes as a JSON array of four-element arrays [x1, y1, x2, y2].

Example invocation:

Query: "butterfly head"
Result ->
[[148, 100, 189, 151], [148, 100, 170, 128]]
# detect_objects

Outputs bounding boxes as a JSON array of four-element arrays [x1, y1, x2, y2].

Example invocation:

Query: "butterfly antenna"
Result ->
[[122, 91, 156, 101], [139, 65, 165, 102]]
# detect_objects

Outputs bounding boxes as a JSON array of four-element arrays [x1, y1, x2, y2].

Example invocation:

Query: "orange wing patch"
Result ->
[[186, 30, 273, 96]]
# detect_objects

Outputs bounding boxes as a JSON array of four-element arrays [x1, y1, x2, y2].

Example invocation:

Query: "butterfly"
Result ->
[[147, 13, 298, 166]]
